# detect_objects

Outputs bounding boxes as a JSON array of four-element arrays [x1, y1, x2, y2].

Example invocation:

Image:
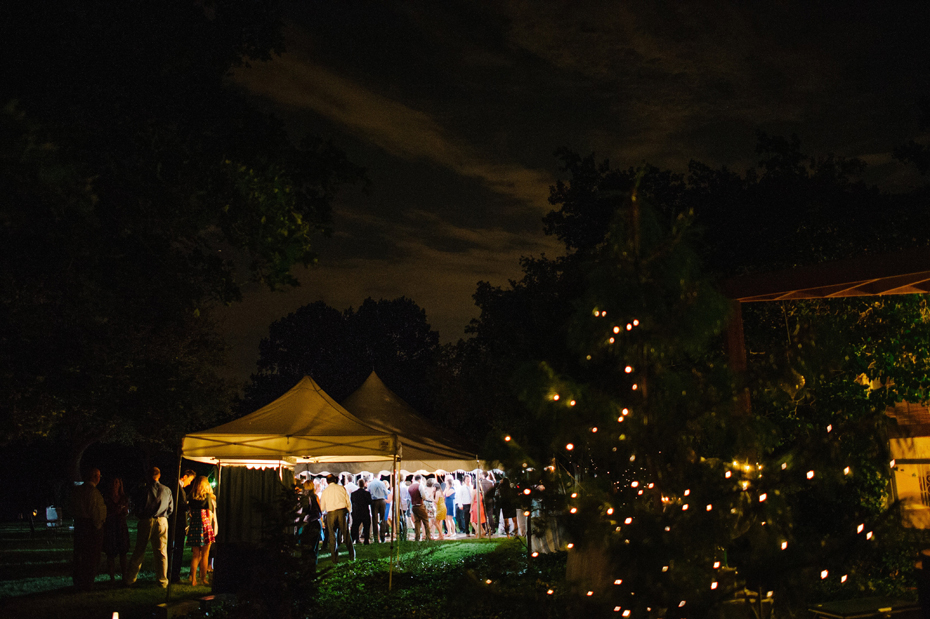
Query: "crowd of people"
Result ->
[[69, 464, 524, 588], [69, 466, 215, 591], [293, 469, 526, 565]]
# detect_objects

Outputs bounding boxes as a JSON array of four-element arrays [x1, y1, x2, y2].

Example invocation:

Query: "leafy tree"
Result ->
[[544, 136, 928, 277], [455, 137, 930, 613], [0, 1, 364, 479], [242, 297, 441, 419], [490, 192, 919, 616]]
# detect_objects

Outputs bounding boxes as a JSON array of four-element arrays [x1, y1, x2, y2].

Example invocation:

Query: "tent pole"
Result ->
[[389, 435, 398, 592], [165, 444, 184, 603], [476, 464, 483, 539]]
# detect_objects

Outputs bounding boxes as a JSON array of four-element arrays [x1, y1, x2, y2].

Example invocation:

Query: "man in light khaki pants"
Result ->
[[125, 467, 174, 587]]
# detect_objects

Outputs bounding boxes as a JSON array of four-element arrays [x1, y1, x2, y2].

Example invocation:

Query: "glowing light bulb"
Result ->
[[844, 467, 850, 475], [524, 510, 530, 516], [683, 489, 690, 496], [679, 601, 686, 608], [504, 435, 511, 442], [586, 591, 593, 597], [613, 326, 620, 334], [570, 507, 577, 514], [631, 384, 638, 390], [725, 471, 732, 479], [857, 524, 864, 533], [661, 566, 668, 572], [713, 561, 720, 569], [759, 493, 767, 502], [626, 324, 632, 331], [781, 541, 788, 550], [891, 460, 896, 468], [706, 504, 713, 511], [523, 489, 531, 495], [591, 426, 597, 433], [647, 483, 654, 488], [566, 443, 574, 451], [531, 551, 538, 557], [607, 508, 614, 515], [614, 579, 623, 585], [841, 575, 848, 583], [618, 417, 624, 422], [820, 570, 828, 580], [827, 425, 832, 432], [622, 408, 629, 415], [609, 337, 615, 344], [807, 471, 815, 479], [633, 320, 639, 326], [682, 504, 689, 511], [571, 493, 578, 498], [593, 310, 600, 317], [781, 463, 787, 470], [547, 589, 554, 595], [631, 481, 639, 488], [553, 394, 560, 401], [570, 400, 577, 406], [867, 531, 873, 540], [486, 579, 492, 584], [567, 543, 574, 549], [711, 582, 718, 590], [637, 489, 643, 495], [624, 517, 632, 524], [624, 366, 633, 373]]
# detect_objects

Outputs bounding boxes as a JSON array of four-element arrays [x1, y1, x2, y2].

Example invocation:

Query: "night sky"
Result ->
[[217, 1, 930, 382]]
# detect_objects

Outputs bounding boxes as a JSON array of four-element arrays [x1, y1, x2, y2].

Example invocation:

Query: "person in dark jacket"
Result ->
[[350, 478, 373, 544]]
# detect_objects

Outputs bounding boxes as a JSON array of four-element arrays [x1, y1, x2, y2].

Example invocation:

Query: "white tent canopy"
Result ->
[[299, 371, 478, 475], [182, 374, 479, 470]]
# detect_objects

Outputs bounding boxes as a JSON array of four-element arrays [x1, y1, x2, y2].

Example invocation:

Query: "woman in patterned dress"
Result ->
[[187, 476, 217, 587]]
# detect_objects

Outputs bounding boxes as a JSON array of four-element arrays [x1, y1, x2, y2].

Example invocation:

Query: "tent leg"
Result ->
[[389, 439, 398, 592]]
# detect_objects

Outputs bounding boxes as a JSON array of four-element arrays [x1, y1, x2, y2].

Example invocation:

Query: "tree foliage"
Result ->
[[452, 136, 930, 614], [0, 1, 363, 476], [241, 297, 441, 420]]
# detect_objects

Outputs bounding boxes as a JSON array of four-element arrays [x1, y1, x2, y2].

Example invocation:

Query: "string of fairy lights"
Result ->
[[495, 308, 887, 617]]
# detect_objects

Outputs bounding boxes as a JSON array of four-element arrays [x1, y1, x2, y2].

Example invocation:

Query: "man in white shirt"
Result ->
[[343, 473, 359, 495], [367, 476, 390, 543], [319, 474, 354, 564]]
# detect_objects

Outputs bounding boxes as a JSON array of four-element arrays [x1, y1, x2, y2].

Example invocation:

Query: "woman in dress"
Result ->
[[102, 477, 130, 581], [188, 476, 217, 587], [442, 476, 457, 536], [383, 480, 393, 542], [423, 477, 443, 540], [299, 480, 323, 564], [469, 475, 487, 535], [433, 478, 448, 539]]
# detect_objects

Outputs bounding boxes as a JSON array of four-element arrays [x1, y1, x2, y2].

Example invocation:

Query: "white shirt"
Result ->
[[319, 483, 351, 513], [456, 483, 473, 507]]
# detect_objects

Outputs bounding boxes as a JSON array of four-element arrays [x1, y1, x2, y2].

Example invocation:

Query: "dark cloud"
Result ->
[[218, 1, 930, 382]]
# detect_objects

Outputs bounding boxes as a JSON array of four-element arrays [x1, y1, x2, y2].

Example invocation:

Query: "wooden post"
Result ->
[[726, 299, 752, 416]]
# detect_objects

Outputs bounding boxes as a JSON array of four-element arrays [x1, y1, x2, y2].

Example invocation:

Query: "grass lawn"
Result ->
[[0, 522, 569, 619]]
